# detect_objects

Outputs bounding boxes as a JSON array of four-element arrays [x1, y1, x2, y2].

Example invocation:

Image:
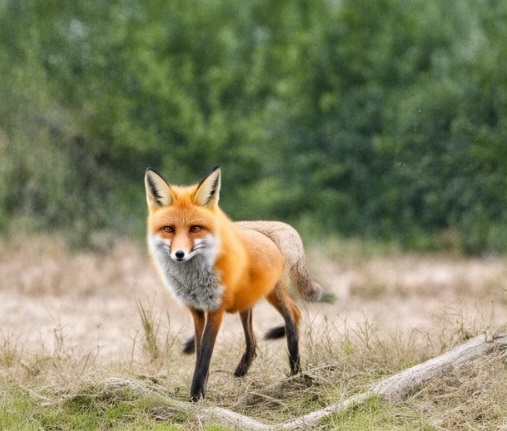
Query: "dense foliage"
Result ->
[[1, 0, 506, 252]]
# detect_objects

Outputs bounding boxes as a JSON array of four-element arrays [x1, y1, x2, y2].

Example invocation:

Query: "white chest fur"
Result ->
[[148, 235, 223, 311]]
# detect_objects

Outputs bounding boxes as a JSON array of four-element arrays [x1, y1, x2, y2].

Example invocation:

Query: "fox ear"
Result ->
[[145, 168, 174, 208], [193, 166, 221, 208]]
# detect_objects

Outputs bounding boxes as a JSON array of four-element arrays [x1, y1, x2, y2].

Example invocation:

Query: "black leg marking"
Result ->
[[234, 308, 257, 377]]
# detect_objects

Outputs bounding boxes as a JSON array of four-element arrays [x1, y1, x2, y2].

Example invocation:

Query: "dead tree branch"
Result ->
[[98, 329, 506, 430], [191, 329, 507, 430]]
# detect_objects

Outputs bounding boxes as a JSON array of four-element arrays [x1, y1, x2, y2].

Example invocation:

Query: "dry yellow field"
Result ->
[[1, 235, 504, 361], [0, 234, 506, 429]]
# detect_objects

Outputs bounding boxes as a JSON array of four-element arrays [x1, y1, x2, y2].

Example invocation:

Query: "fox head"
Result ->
[[144, 166, 221, 263]]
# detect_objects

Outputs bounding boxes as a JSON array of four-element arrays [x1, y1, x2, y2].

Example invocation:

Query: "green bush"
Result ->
[[0, 0, 506, 252]]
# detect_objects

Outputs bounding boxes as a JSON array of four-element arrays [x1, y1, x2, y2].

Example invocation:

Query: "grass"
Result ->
[[137, 300, 163, 362], [0, 381, 191, 430], [0, 234, 506, 430], [2, 318, 504, 430]]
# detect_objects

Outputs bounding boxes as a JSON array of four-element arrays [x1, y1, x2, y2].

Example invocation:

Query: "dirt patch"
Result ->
[[0, 236, 505, 364]]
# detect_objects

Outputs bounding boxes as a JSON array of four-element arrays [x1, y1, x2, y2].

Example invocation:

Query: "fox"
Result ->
[[144, 166, 322, 400], [181, 220, 323, 354]]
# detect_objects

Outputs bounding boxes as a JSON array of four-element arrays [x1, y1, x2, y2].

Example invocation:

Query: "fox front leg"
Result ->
[[189, 308, 205, 356], [190, 308, 224, 401]]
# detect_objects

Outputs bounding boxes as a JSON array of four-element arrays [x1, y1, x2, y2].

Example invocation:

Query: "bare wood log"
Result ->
[[371, 328, 506, 402], [278, 329, 507, 430], [195, 405, 272, 431], [97, 330, 506, 430], [192, 329, 507, 431]]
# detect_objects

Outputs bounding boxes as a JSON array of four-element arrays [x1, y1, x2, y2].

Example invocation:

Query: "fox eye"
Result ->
[[190, 225, 202, 233], [163, 226, 174, 234]]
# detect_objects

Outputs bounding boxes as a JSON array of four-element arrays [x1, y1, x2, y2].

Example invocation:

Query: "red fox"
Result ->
[[145, 166, 322, 400]]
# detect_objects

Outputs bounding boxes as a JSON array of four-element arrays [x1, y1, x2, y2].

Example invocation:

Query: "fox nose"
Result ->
[[175, 250, 185, 260]]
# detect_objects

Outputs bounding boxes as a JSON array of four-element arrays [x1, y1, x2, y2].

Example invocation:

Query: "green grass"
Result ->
[[327, 396, 437, 431], [0, 382, 230, 431]]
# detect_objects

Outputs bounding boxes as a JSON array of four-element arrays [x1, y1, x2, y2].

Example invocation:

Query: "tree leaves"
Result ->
[[0, 0, 506, 252]]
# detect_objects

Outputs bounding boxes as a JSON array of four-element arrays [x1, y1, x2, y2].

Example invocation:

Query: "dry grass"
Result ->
[[405, 354, 507, 430], [0, 233, 506, 429]]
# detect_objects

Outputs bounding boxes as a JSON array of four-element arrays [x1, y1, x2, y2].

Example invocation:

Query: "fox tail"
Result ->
[[236, 221, 323, 302]]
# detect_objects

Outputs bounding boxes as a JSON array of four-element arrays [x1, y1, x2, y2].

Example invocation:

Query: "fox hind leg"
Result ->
[[265, 324, 286, 340], [266, 282, 302, 375], [183, 335, 196, 354], [234, 308, 257, 377]]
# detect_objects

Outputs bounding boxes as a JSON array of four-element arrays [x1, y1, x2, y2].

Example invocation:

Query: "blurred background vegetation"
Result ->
[[0, 0, 506, 253]]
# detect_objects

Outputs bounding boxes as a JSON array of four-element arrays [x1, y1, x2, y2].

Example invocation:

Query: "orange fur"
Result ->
[[145, 166, 301, 400], [146, 177, 285, 314]]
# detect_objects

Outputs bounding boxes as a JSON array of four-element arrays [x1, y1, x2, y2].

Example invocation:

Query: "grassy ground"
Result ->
[[0, 234, 506, 430]]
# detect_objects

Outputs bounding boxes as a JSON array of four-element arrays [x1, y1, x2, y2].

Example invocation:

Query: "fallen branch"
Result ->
[[97, 329, 506, 430], [371, 328, 506, 402], [192, 328, 507, 430]]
